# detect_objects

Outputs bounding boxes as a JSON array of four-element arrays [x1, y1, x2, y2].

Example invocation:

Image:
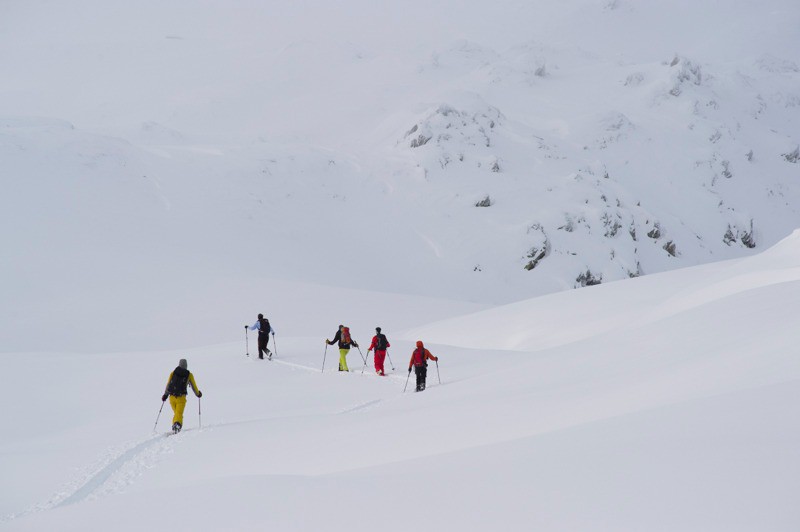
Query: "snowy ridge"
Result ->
[[405, 229, 800, 351]]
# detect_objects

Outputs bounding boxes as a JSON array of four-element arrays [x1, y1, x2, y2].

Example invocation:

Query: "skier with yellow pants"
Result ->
[[161, 358, 202, 433], [326, 325, 358, 372]]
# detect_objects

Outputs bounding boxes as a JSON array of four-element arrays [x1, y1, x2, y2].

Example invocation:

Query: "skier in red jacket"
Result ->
[[408, 340, 438, 392], [367, 327, 390, 376]]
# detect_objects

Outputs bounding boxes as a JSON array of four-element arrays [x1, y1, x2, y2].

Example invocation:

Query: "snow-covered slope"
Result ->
[[2, 3, 799, 528], [2, 231, 800, 531], [2, 0, 800, 352]]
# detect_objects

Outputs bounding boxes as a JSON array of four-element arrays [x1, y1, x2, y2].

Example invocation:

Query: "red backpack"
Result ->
[[342, 327, 352, 344]]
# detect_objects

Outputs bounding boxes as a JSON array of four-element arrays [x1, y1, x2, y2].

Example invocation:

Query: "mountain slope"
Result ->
[[1, 1, 799, 353], [2, 230, 800, 531]]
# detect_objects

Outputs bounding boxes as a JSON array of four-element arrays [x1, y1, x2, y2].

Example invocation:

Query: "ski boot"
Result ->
[[172, 422, 182, 434]]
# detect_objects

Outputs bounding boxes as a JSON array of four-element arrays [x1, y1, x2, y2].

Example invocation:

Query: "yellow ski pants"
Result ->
[[169, 395, 187, 425], [339, 349, 349, 371]]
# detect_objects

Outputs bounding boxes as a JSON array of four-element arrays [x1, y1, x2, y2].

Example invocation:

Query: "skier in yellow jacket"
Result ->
[[161, 359, 202, 433]]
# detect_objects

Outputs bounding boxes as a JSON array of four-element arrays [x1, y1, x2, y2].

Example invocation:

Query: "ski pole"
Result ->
[[435, 360, 441, 384], [361, 351, 369, 374], [272, 333, 278, 359], [245, 326, 250, 357], [403, 368, 412, 393], [386, 351, 395, 371], [356, 345, 367, 367], [321, 343, 328, 373], [153, 400, 166, 432], [198, 397, 202, 429]]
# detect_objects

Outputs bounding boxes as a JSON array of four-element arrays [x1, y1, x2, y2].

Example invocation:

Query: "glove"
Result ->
[[325, 339, 330, 345], [197, 391, 203, 398], [162, 394, 168, 402], [244, 325, 248, 329], [408, 367, 412, 373], [272, 332, 275, 336]]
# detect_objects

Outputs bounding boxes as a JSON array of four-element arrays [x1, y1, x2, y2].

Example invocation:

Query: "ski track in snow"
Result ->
[[2, 357, 406, 523], [1, 430, 196, 523], [337, 399, 383, 414], [267, 355, 407, 383], [2, 356, 415, 523]]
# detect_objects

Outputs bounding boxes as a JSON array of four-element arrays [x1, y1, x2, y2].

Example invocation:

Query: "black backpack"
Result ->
[[259, 318, 271, 334], [167, 366, 190, 396], [376, 333, 388, 350]]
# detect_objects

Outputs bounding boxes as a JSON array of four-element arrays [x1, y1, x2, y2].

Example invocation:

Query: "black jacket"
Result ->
[[330, 329, 357, 349]]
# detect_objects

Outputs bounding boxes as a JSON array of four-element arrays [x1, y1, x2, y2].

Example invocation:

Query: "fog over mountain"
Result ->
[[2, 0, 798, 352]]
